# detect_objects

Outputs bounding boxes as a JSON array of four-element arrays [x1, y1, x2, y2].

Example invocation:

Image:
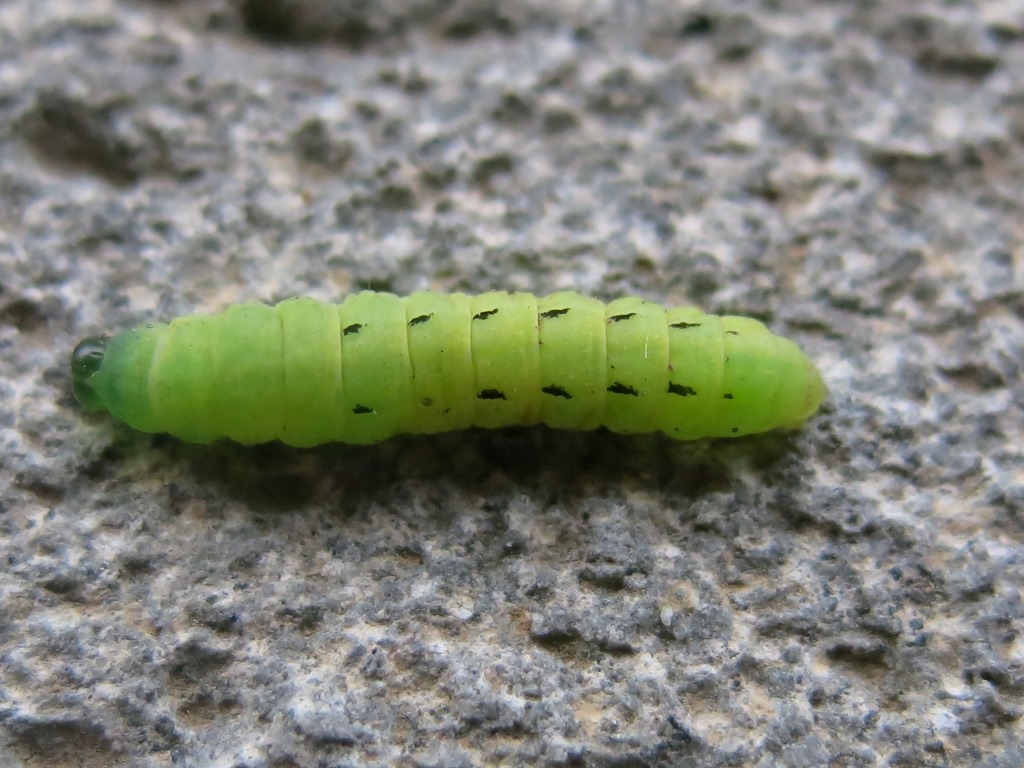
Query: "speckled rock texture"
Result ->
[[2, 0, 1023, 766]]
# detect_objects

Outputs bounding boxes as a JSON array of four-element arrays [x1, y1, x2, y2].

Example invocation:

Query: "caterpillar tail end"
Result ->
[[70, 336, 110, 412], [779, 361, 828, 432]]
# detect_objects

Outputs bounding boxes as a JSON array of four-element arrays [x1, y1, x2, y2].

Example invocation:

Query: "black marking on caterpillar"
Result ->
[[668, 383, 697, 397], [542, 385, 572, 399], [670, 321, 701, 329], [409, 314, 433, 326], [352, 404, 374, 414], [609, 313, 636, 323], [477, 389, 507, 400], [607, 382, 639, 396], [540, 308, 571, 319], [343, 323, 363, 336], [473, 308, 499, 321]]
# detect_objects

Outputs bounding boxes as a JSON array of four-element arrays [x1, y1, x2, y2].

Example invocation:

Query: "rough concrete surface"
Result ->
[[1, 0, 1023, 766]]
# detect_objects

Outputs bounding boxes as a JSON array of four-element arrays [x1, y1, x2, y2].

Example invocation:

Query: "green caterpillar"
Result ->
[[70, 291, 826, 446]]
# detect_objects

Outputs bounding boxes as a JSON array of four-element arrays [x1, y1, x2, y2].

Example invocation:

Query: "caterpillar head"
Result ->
[[70, 336, 109, 412]]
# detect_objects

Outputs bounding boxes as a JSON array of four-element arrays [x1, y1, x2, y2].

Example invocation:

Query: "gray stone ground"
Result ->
[[1, 0, 1023, 766]]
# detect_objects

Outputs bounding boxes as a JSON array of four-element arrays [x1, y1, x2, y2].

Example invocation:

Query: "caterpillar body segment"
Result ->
[[71, 291, 827, 446], [537, 293, 606, 431]]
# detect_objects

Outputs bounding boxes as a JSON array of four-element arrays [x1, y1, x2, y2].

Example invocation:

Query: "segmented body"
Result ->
[[71, 291, 826, 446]]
